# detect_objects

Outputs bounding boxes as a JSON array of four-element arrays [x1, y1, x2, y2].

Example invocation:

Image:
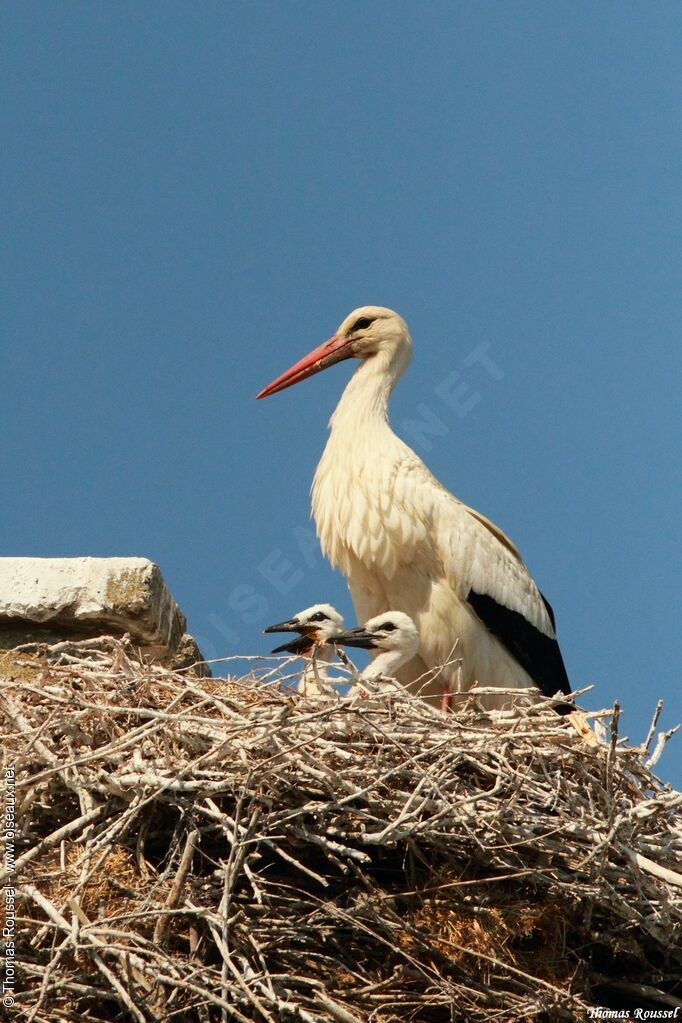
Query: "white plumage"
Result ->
[[258, 306, 571, 710]]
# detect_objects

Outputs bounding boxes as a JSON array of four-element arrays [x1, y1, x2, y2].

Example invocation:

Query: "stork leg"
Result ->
[[441, 660, 462, 713]]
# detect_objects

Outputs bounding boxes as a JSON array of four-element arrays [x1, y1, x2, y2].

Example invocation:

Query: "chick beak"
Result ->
[[332, 626, 376, 650], [263, 618, 300, 634]]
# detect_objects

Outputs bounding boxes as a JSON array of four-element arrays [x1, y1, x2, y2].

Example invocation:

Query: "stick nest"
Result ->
[[2, 636, 681, 1022]]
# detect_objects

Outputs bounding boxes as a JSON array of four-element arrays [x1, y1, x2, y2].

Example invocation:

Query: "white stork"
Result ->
[[257, 306, 572, 711], [264, 603, 344, 697], [333, 611, 420, 685]]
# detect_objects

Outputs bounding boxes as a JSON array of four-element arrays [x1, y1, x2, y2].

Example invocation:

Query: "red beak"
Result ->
[[256, 334, 354, 399]]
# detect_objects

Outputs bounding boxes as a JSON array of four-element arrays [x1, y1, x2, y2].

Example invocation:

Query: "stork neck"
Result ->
[[361, 649, 405, 682], [308, 642, 334, 667], [300, 642, 333, 682], [330, 353, 397, 432]]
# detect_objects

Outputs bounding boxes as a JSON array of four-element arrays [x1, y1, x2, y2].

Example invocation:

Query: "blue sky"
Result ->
[[2, 3, 680, 783]]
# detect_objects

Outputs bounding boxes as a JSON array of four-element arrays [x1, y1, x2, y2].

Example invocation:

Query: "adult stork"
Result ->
[[257, 306, 572, 711]]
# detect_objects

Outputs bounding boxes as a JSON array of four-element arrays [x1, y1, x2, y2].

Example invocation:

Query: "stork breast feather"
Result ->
[[324, 453, 426, 576]]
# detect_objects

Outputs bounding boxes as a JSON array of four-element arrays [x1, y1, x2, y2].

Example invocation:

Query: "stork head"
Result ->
[[257, 306, 412, 398], [333, 611, 419, 659], [263, 603, 344, 644]]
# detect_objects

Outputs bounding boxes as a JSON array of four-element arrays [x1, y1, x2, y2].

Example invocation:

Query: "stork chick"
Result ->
[[333, 611, 419, 689], [264, 603, 343, 697]]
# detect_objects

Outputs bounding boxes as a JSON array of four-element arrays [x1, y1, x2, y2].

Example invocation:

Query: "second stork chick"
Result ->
[[333, 611, 420, 690]]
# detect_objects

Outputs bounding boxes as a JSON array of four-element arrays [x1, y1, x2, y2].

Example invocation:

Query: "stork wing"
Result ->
[[461, 503, 522, 560], [434, 490, 571, 698], [466, 590, 571, 700]]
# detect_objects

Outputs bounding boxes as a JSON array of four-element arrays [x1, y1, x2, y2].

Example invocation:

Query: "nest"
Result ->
[[2, 636, 681, 1022]]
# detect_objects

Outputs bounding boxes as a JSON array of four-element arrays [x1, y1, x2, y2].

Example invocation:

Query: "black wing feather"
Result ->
[[466, 589, 572, 713]]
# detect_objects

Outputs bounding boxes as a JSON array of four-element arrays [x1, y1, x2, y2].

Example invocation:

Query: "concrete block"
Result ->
[[0, 557, 186, 653]]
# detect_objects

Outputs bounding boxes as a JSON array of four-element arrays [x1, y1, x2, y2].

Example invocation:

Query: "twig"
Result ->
[[153, 828, 199, 944]]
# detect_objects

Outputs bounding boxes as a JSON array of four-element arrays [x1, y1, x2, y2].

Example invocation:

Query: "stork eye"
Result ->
[[380, 621, 396, 632], [310, 611, 329, 622], [351, 317, 374, 333]]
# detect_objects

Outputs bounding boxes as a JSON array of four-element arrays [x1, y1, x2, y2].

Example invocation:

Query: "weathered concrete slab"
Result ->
[[0, 558, 200, 666]]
